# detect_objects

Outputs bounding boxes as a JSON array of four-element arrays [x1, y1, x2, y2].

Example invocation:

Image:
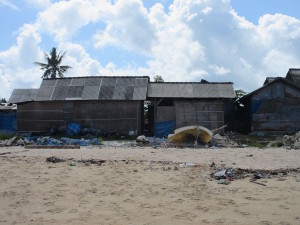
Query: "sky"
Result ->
[[0, 0, 300, 99]]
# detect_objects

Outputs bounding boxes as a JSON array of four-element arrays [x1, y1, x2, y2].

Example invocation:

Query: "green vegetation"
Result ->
[[35, 47, 72, 79], [1, 98, 7, 103], [153, 75, 164, 82], [235, 89, 247, 99], [236, 135, 275, 148], [0, 132, 15, 140]]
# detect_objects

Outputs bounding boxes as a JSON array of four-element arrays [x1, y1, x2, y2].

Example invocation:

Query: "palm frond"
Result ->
[[35, 47, 72, 79]]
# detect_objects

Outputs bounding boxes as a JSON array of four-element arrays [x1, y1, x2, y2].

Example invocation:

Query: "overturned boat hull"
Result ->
[[168, 125, 213, 144]]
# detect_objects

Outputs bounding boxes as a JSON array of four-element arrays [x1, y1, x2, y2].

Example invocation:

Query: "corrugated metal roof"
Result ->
[[264, 77, 278, 85], [9, 89, 39, 103], [9, 77, 236, 103], [286, 68, 300, 86], [35, 76, 149, 101], [147, 83, 235, 98]]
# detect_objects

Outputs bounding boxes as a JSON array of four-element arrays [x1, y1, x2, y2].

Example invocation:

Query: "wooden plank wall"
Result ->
[[17, 100, 142, 134], [251, 98, 300, 134], [156, 106, 175, 122], [174, 99, 224, 130], [250, 81, 300, 135]]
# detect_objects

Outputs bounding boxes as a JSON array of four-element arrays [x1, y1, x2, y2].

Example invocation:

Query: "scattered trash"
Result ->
[[179, 162, 196, 168], [282, 131, 300, 149], [46, 156, 65, 163], [37, 137, 62, 146], [69, 162, 76, 166], [217, 179, 230, 185], [214, 170, 226, 178], [60, 137, 99, 146], [211, 163, 300, 183], [128, 130, 137, 136], [16, 139, 25, 146], [6, 136, 17, 146], [79, 159, 106, 165], [136, 135, 149, 145]]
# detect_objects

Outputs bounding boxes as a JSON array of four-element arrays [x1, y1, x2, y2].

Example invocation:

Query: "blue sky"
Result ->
[[0, 0, 300, 99]]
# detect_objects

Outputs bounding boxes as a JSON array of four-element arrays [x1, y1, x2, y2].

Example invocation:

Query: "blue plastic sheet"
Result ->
[[154, 120, 175, 138], [66, 122, 82, 136], [0, 112, 17, 133], [251, 99, 264, 114]]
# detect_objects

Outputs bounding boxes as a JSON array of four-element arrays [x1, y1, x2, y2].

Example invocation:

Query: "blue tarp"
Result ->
[[251, 99, 264, 114], [0, 112, 17, 133], [154, 120, 175, 138], [66, 122, 82, 136]]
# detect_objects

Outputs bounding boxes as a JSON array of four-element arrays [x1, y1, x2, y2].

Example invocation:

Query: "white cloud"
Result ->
[[36, 0, 106, 41], [209, 65, 231, 75], [0, 24, 42, 68], [0, 0, 19, 10], [93, 0, 157, 55]]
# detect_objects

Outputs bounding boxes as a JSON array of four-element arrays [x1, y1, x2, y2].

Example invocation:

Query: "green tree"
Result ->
[[153, 75, 164, 82], [235, 89, 247, 100], [35, 47, 72, 79], [1, 98, 7, 103]]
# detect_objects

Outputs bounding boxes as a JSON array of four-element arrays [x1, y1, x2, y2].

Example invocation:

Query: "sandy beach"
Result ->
[[0, 146, 300, 224]]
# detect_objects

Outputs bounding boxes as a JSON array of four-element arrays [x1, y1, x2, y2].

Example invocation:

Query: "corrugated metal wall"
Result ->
[[17, 100, 142, 134], [250, 81, 300, 135], [174, 99, 224, 130]]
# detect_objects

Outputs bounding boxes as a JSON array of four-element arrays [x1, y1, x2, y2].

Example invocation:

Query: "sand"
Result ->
[[0, 146, 300, 224]]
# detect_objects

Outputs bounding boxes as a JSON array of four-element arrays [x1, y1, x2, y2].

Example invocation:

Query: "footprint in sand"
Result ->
[[44, 201, 55, 206], [195, 205, 209, 212], [47, 207, 65, 214], [279, 222, 291, 225], [244, 196, 260, 201], [234, 209, 250, 216], [279, 205, 290, 210], [68, 209, 78, 213]]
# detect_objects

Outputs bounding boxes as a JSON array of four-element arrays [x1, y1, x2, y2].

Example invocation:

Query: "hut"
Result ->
[[147, 82, 236, 136], [9, 76, 149, 135], [237, 75, 300, 135]]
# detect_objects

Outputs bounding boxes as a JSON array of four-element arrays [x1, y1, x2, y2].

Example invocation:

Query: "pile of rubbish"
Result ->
[[135, 135, 169, 147], [1, 135, 101, 147], [210, 162, 300, 185], [266, 131, 300, 149], [283, 131, 300, 149], [210, 133, 239, 148]]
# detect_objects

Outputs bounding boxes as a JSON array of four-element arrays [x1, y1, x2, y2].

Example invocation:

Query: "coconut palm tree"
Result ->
[[35, 47, 72, 79]]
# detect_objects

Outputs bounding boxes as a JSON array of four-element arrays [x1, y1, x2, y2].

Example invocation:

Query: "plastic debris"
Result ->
[[46, 156, 65, 163], [214, 170, 226, 178], [179, 162, 195, 168], [217, 179, 230, 185], [60, 137, 99, 146]]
